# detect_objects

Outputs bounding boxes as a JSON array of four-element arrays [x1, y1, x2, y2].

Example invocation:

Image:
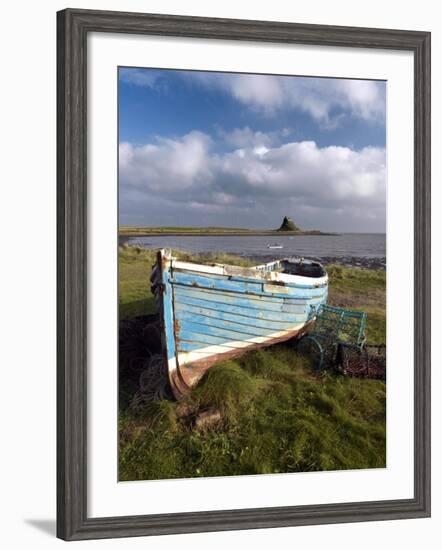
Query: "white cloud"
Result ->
[[181, 72, 385, 126], [219, 127, 272, 148], [219, 126, 293, 149], [120, 69, 385, 128], [119, 68, 163, 88], [120, 131, 212, 192], [119, 131, 386, 230]]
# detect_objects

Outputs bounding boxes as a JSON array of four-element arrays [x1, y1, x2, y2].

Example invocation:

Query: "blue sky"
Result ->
[[119, 67, 386, 231]]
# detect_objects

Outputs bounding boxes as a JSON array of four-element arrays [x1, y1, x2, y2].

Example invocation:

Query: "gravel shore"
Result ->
[[247, 255, 386, 270]]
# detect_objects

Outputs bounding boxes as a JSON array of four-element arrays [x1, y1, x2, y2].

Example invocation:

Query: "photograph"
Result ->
[[118, 67, 387, 482], [0, 0, 435, 545]]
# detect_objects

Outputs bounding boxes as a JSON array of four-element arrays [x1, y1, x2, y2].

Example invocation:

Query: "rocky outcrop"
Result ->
[[278, 216, 300, 231]]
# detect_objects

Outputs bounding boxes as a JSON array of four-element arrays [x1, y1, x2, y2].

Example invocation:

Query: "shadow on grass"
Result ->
[[119, 298, 156, 321], [119, 313, 162, 411]]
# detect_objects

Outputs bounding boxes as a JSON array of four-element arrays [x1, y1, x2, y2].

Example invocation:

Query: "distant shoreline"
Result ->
[[119, 229, 337, 237]]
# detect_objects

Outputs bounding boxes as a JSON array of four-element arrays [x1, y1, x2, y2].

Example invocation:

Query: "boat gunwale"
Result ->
[[168, 257, 328, 287]]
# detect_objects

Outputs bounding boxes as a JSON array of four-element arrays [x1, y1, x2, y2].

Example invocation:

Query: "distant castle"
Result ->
[[277, 216, 300, 232]]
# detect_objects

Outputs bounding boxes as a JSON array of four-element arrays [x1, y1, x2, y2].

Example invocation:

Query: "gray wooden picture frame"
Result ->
[[57, 8, 431, 541]]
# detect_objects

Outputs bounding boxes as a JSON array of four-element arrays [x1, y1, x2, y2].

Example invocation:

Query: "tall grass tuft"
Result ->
[[189, 362, 259, 425]]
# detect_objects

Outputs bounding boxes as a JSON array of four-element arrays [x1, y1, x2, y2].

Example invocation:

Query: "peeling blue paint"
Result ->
[[152, 252, 328, 383]]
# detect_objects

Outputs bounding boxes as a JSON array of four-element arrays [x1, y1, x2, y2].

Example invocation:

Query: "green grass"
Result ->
[[119, 246, 386, 481], [326, 264, 386, 344]]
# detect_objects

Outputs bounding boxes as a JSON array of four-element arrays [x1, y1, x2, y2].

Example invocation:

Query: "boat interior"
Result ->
[[281, 259, 326, 278], [256, 258, 326, 278]]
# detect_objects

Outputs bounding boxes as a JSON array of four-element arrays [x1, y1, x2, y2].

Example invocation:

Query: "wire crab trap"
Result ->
[[336, 343, 386, 380], [296, 305, 386, 380], [296, 304, 367, 371]]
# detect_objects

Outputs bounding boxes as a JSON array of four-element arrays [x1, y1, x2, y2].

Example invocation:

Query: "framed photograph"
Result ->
[[57, 8, 431, 541]]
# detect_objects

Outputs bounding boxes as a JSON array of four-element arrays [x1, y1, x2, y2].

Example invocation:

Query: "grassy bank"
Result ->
[[119, 246, 386, 481]]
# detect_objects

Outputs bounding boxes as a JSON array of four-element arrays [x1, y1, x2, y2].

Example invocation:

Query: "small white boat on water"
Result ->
[[267, 243, 283, 249]]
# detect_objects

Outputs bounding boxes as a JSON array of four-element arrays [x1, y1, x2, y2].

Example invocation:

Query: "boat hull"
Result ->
[[168, 321, 314, 397], [152, 250, 328, 399]]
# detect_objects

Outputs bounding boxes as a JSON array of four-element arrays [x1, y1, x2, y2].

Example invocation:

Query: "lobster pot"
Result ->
[[296, 304, 367, 371], [365, 344, 386, 380], [337, 343, 386, 380]]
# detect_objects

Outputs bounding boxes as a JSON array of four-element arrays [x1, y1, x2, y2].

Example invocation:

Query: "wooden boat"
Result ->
[[151, 249, 328, 399]]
